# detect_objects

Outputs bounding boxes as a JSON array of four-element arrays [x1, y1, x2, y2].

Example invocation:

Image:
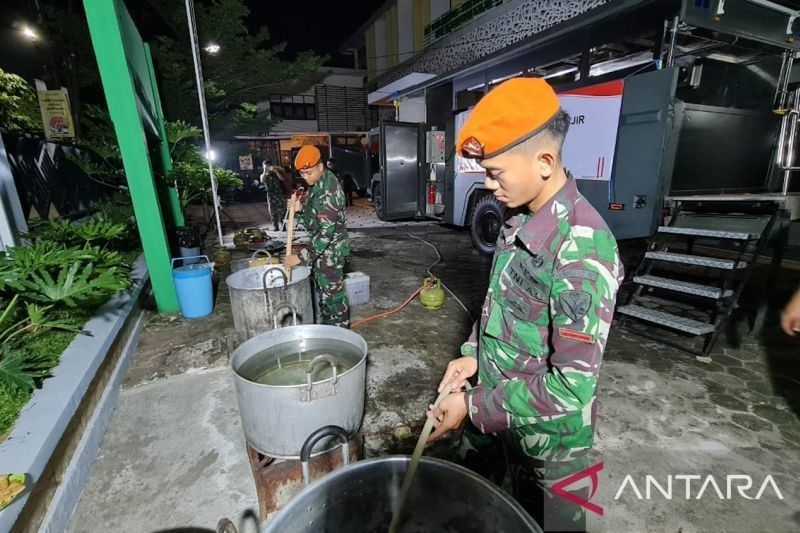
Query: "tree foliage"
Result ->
[[163, 120, 242, 208], [66, 105, 127, 190], [0, 69, 42, 134], [148, 0, 326, 135]]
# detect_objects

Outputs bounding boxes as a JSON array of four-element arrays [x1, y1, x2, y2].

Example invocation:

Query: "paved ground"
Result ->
[[68, 201, 800, 532]]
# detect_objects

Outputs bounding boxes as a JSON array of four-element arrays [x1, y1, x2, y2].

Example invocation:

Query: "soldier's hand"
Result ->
[[781, 288, 800, 336], [284, 254, 301, 268], [437, 357, 478, 393], [287, 197, 302, 212], [427, 392, 467, 443]]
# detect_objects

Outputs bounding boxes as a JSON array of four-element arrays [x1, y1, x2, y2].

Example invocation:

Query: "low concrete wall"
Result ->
[[0, 256, 150, 532]]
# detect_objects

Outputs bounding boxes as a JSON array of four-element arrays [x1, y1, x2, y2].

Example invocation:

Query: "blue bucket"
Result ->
[[172, 256, 214, 319]]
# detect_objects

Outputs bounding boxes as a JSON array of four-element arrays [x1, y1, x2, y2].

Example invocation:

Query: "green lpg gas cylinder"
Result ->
[[419, 277, 445, 310]]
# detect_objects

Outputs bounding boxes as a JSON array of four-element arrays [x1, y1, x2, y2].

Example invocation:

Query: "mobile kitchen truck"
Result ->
[[370, 0, 800, 354]]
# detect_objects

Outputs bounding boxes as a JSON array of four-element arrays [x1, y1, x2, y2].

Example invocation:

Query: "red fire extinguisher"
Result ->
[[428, 182, 436, 205]]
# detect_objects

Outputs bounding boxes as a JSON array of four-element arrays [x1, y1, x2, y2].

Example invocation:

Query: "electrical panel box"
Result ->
[[426, 130, 446, 163]]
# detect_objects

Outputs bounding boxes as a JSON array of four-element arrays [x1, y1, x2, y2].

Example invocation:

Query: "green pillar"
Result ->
[[84, 0, 179, 313], [144, 43, 184, 228]]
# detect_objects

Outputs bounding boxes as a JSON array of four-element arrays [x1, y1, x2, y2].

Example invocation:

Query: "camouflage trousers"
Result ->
[[459, 427, 589, 532], [312, 253, 350, 328], [267, 192, 286, 230]]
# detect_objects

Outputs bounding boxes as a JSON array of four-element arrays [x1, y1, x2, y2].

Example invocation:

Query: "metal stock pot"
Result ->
[[263, 426, 541, 532], [229, 326, 367, 458], [226, 264, 313, 342]]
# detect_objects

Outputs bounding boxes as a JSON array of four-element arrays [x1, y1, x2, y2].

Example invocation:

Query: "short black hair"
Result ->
[[507, 108, 571, 163], [543, 108, 570, 146]]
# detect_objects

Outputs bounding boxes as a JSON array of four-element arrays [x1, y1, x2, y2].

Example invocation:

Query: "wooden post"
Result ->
[[285, 192, 297, 282]]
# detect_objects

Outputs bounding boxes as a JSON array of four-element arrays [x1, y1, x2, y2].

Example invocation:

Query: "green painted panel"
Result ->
[[84, 0, 179, 313], [144, 43, 184, 227], [118, 3, 159, 136]]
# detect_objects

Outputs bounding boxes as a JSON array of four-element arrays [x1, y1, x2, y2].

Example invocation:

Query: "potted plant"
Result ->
[[174, 225, 202, 260]]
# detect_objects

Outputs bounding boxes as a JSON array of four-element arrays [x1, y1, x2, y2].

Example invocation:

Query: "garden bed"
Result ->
[[0, 255, 149, 531]]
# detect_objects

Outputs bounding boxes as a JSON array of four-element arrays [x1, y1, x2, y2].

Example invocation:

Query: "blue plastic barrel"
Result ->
[[172, 256, 214, 318]]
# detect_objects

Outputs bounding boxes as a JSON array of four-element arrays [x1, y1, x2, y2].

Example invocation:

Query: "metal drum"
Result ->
[[226, 265, 313, 342]]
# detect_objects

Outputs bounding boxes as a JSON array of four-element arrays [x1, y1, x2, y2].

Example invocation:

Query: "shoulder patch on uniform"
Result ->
[[559, 328, 594, 344], [559, 290, 592, 321], [555, 269, 598, 282]]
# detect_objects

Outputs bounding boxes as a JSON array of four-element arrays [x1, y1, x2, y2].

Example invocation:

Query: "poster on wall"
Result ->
[[238, 154, 253, 170], [37, 89, 75, 140], [454, 79, 624, 181], [558, 80, 624, 181]]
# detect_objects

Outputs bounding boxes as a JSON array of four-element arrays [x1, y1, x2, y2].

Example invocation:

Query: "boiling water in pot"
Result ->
[[238, 338, 361, 386]]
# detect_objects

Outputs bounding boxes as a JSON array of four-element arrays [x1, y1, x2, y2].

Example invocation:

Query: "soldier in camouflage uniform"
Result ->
[[284, 145, 351, 328], [260, 161, 289, 231], [428, 78, 623, 531]]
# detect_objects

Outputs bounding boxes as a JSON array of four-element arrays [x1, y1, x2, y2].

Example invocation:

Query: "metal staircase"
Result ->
[[617, 199, 780, 357]]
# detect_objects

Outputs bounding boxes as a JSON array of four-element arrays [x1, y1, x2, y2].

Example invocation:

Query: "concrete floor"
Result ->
[[68, 201, 800, 532]]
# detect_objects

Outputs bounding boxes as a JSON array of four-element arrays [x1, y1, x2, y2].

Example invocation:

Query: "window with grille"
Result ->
[[269, 94, 317, 120]]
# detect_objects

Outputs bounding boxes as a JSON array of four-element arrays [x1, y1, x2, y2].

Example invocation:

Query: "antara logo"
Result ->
[[614, 474, 784, 501], [552, 462, 605, 515], [551, 463, 785, 517]]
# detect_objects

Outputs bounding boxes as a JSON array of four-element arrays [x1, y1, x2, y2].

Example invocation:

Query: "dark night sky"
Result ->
[[0, 0, 385, 80], [246, 0, 384, 67]]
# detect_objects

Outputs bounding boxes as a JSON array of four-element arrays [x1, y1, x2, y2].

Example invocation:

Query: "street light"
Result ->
[[21, 25, 39, 41], [186, 0, 223, 246], [204, 42, 220, 54], [205, 150, 217, 161]]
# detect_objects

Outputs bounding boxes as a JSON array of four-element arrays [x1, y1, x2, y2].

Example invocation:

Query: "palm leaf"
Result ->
[[73, 218, 127, 244], [0, 295, 20, 336], [0, 350, 38, 391], [23, 262, 130, 307], [25, 303, 81, 334]]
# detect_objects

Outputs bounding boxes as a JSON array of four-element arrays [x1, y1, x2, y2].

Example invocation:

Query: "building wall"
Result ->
[[366, 23, 377, 79], [413, 0, 431, 52], [269, 119, 319, 133], [398, 96, 426, 123], [257, 69, 366, 133], [374, 16, 387, 75], [317, 71, 365, 90], [375, 0, 608, 87], [386, 5, 399, 69], [397, 0, 415, 63], [362, 0, 450, 81], [430, 0, 450, 20]]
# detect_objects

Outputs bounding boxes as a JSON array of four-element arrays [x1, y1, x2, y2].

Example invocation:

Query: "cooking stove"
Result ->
[[245, 433, 363, 522]]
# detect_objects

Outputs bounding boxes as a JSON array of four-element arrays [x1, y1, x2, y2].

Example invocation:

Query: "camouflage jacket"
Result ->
[[265, 172, 286, 198], [462, 177, 623, 461], [299, 169, 350, 264]]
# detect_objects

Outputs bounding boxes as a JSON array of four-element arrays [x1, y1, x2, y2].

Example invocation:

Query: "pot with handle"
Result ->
[[230, 250, 279, 273], [226, 263, 313, 343], [229, 325, 367, 459], [263, 426, 541, 533]]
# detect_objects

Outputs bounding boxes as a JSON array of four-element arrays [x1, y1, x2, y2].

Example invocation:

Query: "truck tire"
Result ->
[[470, 195, 505, 256], [372, 182, 384, 220]]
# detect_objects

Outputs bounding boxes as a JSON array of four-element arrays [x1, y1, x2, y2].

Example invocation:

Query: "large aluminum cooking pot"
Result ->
[[263, 426, 541, 532], [230, 326, 367, 458], [226, 264, 313, 342], [230, 250, 280, 273]]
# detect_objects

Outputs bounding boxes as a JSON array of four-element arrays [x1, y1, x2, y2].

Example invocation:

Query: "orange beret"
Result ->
[[456, 77, 560, 159], [294, 145, 322, 170]]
